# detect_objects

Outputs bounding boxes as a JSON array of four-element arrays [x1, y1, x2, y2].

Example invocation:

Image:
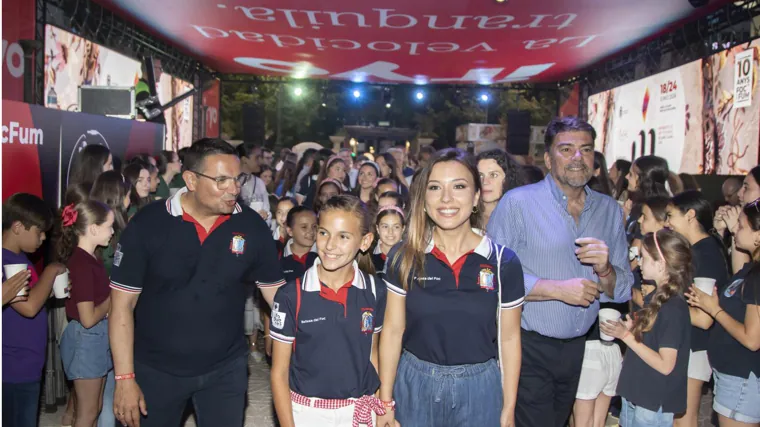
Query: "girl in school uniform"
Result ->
[[273, 197, 298, 257], [56, 200, 115, 427], [270, 195, 387, 427], [687, 201, 760, 427], [353, 162, 380, 204], [371, 206, 405, 274], [665, 190, 731, 427], [601, 229, 693, 427], [280, 206, 318, 282], [631, 195, 671, 309], [313, 179, 344, 213], [378, 149, 525, 427]]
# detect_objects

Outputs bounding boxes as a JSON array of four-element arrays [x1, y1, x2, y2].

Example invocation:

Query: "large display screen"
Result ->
[[44, 25, 194, 150], [588, 40, 759, 175]]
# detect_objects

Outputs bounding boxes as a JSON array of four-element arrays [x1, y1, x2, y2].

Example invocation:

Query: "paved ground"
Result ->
[[39, 354, 715, 427]]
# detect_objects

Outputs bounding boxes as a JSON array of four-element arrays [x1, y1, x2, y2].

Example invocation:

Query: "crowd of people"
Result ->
[[2, 116, 760, 427]]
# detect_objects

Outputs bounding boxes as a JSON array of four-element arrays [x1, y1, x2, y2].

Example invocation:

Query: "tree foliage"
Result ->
[[221, 79, 558, 149]]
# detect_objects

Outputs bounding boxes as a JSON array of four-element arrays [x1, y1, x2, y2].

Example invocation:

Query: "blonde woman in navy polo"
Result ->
[[378, 149, 525, 427], [270, 195, 388, 427]]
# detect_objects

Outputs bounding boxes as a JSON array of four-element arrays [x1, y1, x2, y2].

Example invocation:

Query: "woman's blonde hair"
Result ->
[[389, 149, 483, 291]]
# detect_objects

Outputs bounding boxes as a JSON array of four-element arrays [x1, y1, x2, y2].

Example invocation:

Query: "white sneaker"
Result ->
[[250, 348, 265, 363]]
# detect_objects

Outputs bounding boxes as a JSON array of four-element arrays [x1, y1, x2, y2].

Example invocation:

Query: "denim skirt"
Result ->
[[393, 350, 503, 427], [60, 319, 112, 380]]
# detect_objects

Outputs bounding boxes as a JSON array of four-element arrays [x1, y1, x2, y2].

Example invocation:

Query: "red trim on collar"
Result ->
[[380, 253, 387, 261], [430, 246, 473, 288], [292, 251, 310, 267], [319, 279, 354, 317], [181, 212, 231, 244]]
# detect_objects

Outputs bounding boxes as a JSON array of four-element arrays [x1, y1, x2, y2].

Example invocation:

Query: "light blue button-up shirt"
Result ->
[[486, 174, 633, 339]]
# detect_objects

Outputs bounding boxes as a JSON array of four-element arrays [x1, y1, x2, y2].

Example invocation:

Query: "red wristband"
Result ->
[[380, 399, 396, 411], [114, 373, 135, 381], [596, 265, 613, 278]]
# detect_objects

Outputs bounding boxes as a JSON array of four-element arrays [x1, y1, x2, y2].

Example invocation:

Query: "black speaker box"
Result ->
[[242, 103, 265, 144], [506, 110, 531, 155]]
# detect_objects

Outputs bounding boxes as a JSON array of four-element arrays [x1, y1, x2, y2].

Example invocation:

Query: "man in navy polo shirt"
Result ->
[[109, 138, 285, 427]]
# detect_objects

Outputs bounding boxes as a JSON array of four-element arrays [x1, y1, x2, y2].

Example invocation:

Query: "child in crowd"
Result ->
[[602, 229, 692, 427], [273, 197, 297, 257], [687, 202, 760, 426], [2, 193, 67, 427], [354, 162, 380, 204], [372, 206, 405, 274], [376, 191, 405, 211], [314, 179, 343, 213], [280, 207, 318, 282], [373, 178, 399, 202], [631, 196, 670, 309], [270, 195, 386, 427], [57, 200, 115, 427]]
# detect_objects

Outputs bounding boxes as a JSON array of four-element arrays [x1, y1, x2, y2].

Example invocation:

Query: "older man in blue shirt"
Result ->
[[487, 116, 632, 427]]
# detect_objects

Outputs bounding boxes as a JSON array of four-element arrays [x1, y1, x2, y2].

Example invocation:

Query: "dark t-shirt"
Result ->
[[66, 247, 111, 322], [297, 175, 317, 209], [708, 263, 760, 378], [617, 296, 691, 413], [690, 237, 730, 352]]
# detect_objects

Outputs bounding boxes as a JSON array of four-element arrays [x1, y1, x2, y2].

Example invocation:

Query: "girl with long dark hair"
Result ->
[[90, 171, 130, 274], [715, 166, 760, 273], [123, 162, 151, 219], [69, 145, 113, 187], [378, 149, 525, 427], [665, 191, 730, 427], [687, 201, 760, 427], [353, 162, 380, 204], [476, 149, 526, 224]]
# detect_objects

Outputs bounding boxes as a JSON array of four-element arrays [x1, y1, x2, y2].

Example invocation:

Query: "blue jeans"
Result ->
[[620, 398, 674, 427], [394, 351, 503, 427], [2, 381, 41, 427], [97, 370, 116, 427]]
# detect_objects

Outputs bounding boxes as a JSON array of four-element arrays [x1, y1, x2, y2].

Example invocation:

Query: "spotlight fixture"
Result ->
[[352, 90, 361, 98], [480, 93, 490, 102], [321, 103, 327, 107], [293, 87, 303, 96], [415, 91, 424, 101], [385, 103, 391, 108]]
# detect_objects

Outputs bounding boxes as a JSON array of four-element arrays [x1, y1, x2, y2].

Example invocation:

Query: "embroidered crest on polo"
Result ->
[[361, 310, 374, 334], [479, 267, 495, 291], [230, 234, 246, 255]]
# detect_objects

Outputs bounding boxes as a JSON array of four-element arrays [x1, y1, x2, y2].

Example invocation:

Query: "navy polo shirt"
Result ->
[[110, 188, 286, 376], [280, 240, 318, 282], [385, 233, 525, 366], [371, 244, 387, 274], [269, 259, 386, 399]]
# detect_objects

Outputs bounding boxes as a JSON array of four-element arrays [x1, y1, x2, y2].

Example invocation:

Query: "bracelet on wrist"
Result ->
[[713, 309, 725, 319], [380, 399, 396, 411], [596, 264, 613, 278], [114, 373, 135, 381]]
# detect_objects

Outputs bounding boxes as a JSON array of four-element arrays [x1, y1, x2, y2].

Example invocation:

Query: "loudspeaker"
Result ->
[[506, 110, 531, 155], [242, 103, 265, 144], [79, 86, 135, 118]]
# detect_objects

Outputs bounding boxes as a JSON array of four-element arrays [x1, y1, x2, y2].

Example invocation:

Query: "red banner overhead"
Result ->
[[2, 0, 35, 101], [96, 0, 728, 83]]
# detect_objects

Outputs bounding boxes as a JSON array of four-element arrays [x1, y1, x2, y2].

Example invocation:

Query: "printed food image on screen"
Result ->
[[44, 25, 194, 150], [588, 40, 759, 175]]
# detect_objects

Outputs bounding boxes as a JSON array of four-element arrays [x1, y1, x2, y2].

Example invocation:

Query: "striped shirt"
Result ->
[[486, 174, 633, 339]]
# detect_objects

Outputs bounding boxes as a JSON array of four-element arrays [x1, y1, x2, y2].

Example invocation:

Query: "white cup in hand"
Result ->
[[694, 277, 716, 296], [4, 264, 30, 296], [53, 270, 70, 299], [599, 308, 622, 341]]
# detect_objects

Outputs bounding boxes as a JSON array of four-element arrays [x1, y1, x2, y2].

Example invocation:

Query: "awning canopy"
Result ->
[[94, 0, 730, 84]]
